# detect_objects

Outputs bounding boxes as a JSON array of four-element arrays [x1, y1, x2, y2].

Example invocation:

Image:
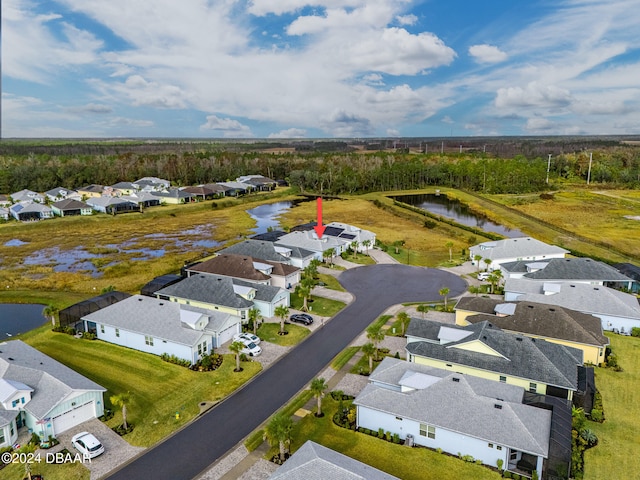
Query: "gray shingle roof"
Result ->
[[219, 240, 293, 263], [522, 258, 633, 282], [155, 275, 254, 309], [276, 230, 346, 254], [82, 295, 236, 345], [505, 279, 640, 320], [355, 357, 551, 457], [0, 340, 105, 419], [462, 299, 608, 347], [52, 198, 91, 210], [470, 237, 568, 262], [269, 440, 399, 480], [406, 319, 582, 390]]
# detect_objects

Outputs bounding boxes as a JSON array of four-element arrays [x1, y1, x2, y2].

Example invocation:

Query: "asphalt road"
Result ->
[[106, 264, 467, 480]]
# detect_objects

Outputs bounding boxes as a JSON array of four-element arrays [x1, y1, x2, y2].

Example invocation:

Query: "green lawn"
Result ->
[[290, 295, 346, 317], [18, 326, 261, 447], [316, 273, 346, 292], [257, 322, 311, 346], [584, 334, 640, 479], [331, 346, 361, 370], [288, 396, 500, 480], [1, 455, 89, 480], [341, 252, 376, 265]]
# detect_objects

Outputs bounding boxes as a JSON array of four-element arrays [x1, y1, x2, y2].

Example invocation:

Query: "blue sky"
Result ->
[[3, 0, 639, 138]]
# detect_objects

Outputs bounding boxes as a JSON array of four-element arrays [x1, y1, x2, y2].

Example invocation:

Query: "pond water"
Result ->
[[0, 303, 47, 337], [393, 193, 525, 238], [4, 239, 28, 246], [247, 201, 294, 234]]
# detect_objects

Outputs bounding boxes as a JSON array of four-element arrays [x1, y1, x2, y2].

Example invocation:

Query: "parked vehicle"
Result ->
[[290, 313, 314, 325], [477, 272, 491, 281], [239, 338, 262, 356], [233, 332, 261, 345], [71, 432, 105, 458]]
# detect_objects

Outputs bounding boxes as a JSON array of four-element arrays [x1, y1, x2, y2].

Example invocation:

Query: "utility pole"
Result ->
[[546, 154, 552, 184], [587, 152, 593, 185]]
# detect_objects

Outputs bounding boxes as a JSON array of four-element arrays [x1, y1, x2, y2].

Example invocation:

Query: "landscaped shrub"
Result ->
[[393, 433, 400, 444], [378, 428, 385, 439], [191, 354, 223, 372], [632, 327, 640, 337], [436, 447, 443, 454], [99, 409, 114, 421], [160, 353, 191, 368], [113, 423, 135, 436], [503, 471, 512, 479], [82, 332, 97, 340], [589, 409, 603, 422], [462, 454, 474, 463]]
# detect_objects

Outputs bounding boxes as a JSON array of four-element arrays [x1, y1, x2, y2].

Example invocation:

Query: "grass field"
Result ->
[[1, 455, 89, 480], [584, 334, 640, 479], [290, 295, 346, 317], [257, 322, 310, 346], [17, 325, 261, 447]]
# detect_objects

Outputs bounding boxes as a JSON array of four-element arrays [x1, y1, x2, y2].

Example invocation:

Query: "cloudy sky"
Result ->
[[3, 0, 640, 138]]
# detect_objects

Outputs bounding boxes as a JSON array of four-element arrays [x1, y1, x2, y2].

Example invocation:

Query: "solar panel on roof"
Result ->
[[323, 226, 344, 237], [339, 233, 356, 240]]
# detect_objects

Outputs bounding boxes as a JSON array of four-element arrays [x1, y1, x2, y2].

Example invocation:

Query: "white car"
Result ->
[[71, 432, 105, 458], [233, 332, 261, 345], [238, 338, 262, 356], [477, 271, 491, 281]]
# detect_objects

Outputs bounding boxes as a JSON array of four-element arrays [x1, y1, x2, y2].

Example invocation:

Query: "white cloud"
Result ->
[[321, 110, 373, 137], [108, 117, 154, 127], [94, 75, 189, 109], [67, 103, 113, 114], [200, 115, 254, 138], [396, 14, 417, 26], [525, 117, 557, 132], [468, 44, 507, 64], [386, 128, 400, 136], [268, 128, 307, 138], [495, 82, 572, 109], [441, 116, 454, 124]]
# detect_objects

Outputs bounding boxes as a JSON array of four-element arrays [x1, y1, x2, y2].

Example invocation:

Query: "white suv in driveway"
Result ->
[[71, 432, 105, 458], [477, 272, 491, 281], [238, 338, 262, 356]]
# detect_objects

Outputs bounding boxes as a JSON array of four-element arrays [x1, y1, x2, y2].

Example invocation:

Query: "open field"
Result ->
[[584, 333, 640, 479], [16, 325, 261, 448]]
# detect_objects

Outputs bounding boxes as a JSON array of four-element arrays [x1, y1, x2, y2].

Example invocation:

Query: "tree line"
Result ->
[[1, 145, 639, 195]]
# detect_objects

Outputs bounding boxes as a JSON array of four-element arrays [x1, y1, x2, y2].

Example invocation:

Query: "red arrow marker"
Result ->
[[314, 197, 326, 239]]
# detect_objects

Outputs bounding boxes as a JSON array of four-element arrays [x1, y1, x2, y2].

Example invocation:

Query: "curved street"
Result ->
[[106, 264, 467, 480]]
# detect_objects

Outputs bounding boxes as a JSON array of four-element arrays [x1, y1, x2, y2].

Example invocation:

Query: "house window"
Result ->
[[12, 400, 19, 408], [145, 336, 154, 346], [499, 375, 507, 383], [419, 424, 436, 439], [0, 429, 4, 443], [100, 325, 105, 334], [488, 443, 494, 448], [21, 398, 25, 404], [529, 382, 537, 393], [395, 416, 403, 421], [115, 328, 120, 337], [198, 342, 207, 355], [497, 446, 502, 451]]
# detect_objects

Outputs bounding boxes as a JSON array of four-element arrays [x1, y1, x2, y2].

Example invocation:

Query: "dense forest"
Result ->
[[1, 139, 639, 195]]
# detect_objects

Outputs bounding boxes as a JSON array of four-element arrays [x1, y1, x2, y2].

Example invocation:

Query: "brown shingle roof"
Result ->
[[187, 254, 271, 282]]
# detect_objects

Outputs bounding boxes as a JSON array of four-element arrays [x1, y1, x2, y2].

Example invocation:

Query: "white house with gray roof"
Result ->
[[505, 279, 640, 333], [470, 237, 569, 271], [0, 340, 106, 447], [218, 240, 315, 269], [275, 230, 347, 261], [81, 295, 241, 364], [354, 357, 551, 477], [269, 440, 399, 480]]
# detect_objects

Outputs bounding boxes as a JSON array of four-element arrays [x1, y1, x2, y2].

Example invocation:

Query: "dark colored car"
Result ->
[[289, 313, 314, 325]]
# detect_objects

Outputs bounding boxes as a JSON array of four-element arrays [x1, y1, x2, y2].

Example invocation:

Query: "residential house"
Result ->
[[405, 318, 582, 400], [155, 274, 289, 322], [469, 237, 569, 271], [45, 187, 79, 202], [217, 181, 250, 196], [218, 240, 315, 269], [81, 295, 241, 364], [455, 297, 609, 365], [76, 184, 105, 199], [151, 188, 195, 204], [132, 177, 170, 191], [499, 257, 634, 290], [0, 194, 11, 207], [0, 340, 106, 447], [186, 254, 301, 288], [504, 278, 640, 333], [269, 440, 399, 480], [86, 196, 139, 214], [10, 189, 45, 204], [9, 202, 54, 221], [0, 208, 9, 221], [613, 263, 640, 293], [291, 221, 376, 253], [108, 181, 138, 196], [237, 175, 277, 191], [182, 185, 217, 200], [121, 191, 161, 208], [51, 199, 93, 217], [274, 230, 347, 262], [200, 183, 227, 198], [355, 357, 552, 478]]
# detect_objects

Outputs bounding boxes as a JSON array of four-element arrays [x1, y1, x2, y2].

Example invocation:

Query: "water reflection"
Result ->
[[393, 194, 525, 238], [0, 303, 46, 337], [247, 202, 293, 234]]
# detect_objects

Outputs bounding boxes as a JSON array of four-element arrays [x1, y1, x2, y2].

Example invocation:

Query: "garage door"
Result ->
[[52, 401, 96, 434], [217, 324, 238, 347]]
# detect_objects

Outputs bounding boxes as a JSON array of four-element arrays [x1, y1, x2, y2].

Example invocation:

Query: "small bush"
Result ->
[[503, 472, 513, 479], [462, 454, 474, 463], [589, 409, 603, 422], [632, 327, 640, 337], [436, 447, 443, 454], [160, 353, 191, 368], [82, 332, 97, 340], [113, 423, 135, 436], [99, 409, 114, 421], [393, 433, 400, 444], [423, 219, 437, 229], [378, 428, 385, 439]]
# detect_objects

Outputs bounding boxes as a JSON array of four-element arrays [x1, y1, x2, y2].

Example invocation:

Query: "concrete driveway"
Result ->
[[54, 418, 144, 479], [106, 264, 467, 480]]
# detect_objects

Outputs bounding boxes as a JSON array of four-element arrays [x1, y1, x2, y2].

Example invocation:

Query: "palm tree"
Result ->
[[248, 308, 262, 336], [416, 304, 429, 319], [473, 254, 483, 272], [397, 311, 410, 336], [310, 377, 328, 417], [488, 269, 503, 294], [43, 304, 59, 327], [483, 258, 492, 272], [366, 325, 385, 360], [295, 282, 311, 312], [445, 241, 454, 262], [439, 287, 450, 310], [229, 340, 245, 372], [324, 247, 336, 266], [274, 305, 289, 335], [469, 285, 481, 297], [362, 239, 371, 255], [110, 391, 132, 430], [350, 241, 358, 259], [264, 413, 293, 463], [362, 342, 376, 374]]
